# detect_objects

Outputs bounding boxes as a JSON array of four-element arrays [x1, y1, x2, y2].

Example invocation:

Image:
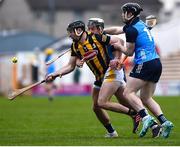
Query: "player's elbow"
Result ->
[[124, 51, 133, 57], [125, 48, 134, 56]]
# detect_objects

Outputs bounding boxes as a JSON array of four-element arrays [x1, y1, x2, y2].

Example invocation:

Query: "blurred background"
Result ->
[[0, 0, 180, 97]]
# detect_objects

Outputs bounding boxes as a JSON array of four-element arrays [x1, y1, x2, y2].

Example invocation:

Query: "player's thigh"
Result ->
[[125, 76, 147, 94], [114, 85, 125, 101], [99, 81, 120, 102], [140, 82, 157, 99]]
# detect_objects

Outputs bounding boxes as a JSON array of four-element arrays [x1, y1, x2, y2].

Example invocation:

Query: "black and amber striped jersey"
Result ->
[[71, 31, 111, 81]]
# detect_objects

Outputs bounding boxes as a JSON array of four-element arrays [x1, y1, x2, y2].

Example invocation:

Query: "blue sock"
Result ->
[[104, 123, 114, 133], [128, 108, 137, 116], [138, 109, 148, 118], [157, 114, 167, 124]]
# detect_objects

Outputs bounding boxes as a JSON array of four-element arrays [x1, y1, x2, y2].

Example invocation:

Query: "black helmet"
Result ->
[[67, 20, 85, 33], [121, 3, 143, 16], [87, 18, 104, 29]]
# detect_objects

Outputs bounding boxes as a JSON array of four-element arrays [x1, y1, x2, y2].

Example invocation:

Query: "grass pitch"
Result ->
[[0, 95, 179, 146]]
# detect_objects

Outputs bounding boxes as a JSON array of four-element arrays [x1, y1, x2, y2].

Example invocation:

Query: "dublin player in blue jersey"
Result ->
[[105, 3, 173, 138]]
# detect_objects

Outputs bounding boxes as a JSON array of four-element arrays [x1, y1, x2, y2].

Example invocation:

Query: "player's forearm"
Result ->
[[109, 36, 127, 56], [114, 43, 133, 56], [104, 26, 124, 35], [54, 64, 75, 77]]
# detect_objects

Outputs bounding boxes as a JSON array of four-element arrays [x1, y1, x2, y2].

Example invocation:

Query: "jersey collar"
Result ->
[[130, 17, 140, 25]]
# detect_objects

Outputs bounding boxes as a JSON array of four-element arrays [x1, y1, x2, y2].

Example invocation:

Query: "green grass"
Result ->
[[0, 95, 179, 145]]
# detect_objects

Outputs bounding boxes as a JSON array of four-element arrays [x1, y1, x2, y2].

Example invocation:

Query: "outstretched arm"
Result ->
[[104, 26, 124, 35], [45, 56, 77, 82]]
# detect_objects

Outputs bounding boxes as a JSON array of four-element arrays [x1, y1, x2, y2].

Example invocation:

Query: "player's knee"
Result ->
[[92, 103, 100, 112], [97, 98, 106, 108], [141, 97, 150, 106], [123, 89, 129, 99]]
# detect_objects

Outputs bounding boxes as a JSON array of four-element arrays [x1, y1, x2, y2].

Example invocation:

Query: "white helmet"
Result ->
[[87, 17, 104, 29]]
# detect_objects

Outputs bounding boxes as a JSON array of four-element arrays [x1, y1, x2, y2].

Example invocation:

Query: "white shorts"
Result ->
[[103, 67, 126, 87]]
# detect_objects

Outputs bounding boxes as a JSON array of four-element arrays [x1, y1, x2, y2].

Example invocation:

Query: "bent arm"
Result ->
[[104, 26, 124, 35], [114, 42, 135, 56], [112, 49, 122, 59], [109, 35, 135, 56]]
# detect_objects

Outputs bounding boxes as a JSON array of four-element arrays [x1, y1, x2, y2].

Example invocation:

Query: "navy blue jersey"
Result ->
[[123, 17, 159, 64]]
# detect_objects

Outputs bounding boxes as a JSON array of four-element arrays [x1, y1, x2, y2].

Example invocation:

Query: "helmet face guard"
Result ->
[[67, 20, 85, 34], [67, 20, 85, 41]]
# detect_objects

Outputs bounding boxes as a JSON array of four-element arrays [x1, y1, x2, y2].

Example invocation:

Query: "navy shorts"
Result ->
[[129, 58, 162, 83]]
